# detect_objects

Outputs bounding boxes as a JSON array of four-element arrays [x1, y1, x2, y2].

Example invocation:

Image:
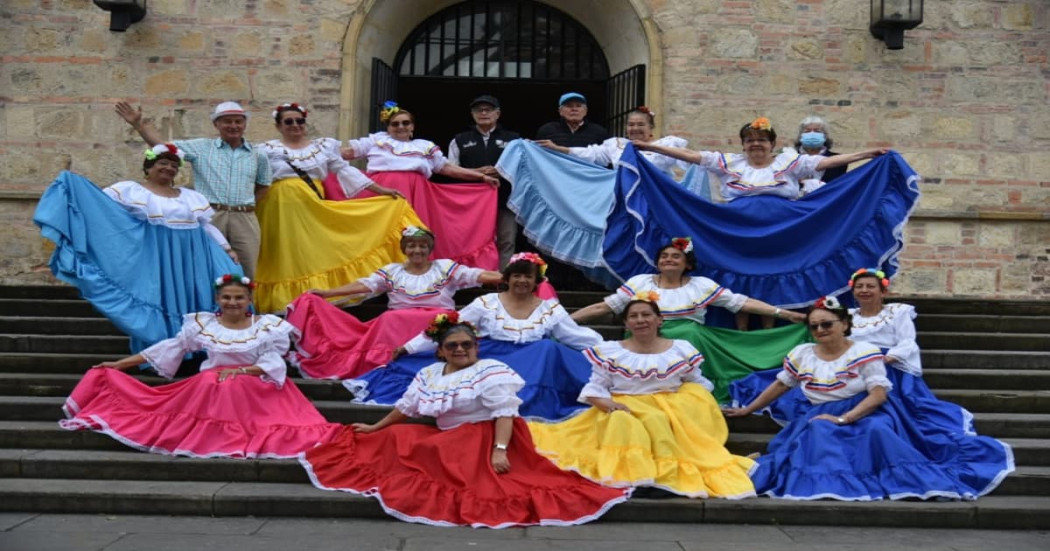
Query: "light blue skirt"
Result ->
[[34, 171, 239, 353]]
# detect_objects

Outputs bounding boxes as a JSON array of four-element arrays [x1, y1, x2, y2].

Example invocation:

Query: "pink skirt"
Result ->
[[365, 171, 499, 270], [287, 293, 448, 380], [60, 368, 342, 459]]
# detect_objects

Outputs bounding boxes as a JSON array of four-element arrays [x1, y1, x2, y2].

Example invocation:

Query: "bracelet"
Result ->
[[493, 443, 508, 451], [772, 308, 781, 318], [238, 367, 248, 374]]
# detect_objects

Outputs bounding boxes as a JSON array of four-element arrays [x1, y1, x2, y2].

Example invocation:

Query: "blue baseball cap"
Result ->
[[558, 92, 587, 106]]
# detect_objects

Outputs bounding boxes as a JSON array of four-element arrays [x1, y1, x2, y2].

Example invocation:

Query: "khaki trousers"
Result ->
[[211, 210, 261, 278]]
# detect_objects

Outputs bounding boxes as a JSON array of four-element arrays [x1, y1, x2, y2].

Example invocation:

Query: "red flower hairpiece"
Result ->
[[848, 267, 889, 289], [670, 237, 694, 254]]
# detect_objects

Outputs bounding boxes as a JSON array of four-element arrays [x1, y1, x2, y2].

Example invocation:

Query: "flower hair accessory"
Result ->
[[423, 312, 478, 341], [214, 273, 256, 290], [272, 102, 308, 121], [380, 100, 400, 123], [637, 105, 656, 118], [849, 267, 890, 289], [670, 237, 694, 254], [144, 143, 185, 166], [748, 117, 773, 131], [813, 295, 843, 310], [508, 252, 548, 277], [633, 290, 661, 303], [401, 225, 433, 239]]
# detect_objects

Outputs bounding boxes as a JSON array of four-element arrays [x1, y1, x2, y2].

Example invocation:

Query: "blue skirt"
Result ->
[[345, 339, 591, 421], [33, 171, 239, 353], [750, 391, 1014, 501]]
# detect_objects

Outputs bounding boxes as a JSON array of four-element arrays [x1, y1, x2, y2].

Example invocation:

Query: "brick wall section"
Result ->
[[1, 0, 1047, 297]]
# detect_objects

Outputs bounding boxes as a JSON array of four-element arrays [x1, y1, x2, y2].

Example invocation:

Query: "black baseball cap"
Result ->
[[470, 95, 501, 109]]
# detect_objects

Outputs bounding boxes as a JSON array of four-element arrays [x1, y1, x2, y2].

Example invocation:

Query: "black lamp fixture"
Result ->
[[93, 0, 147, 32], [870, 0, 923, 50]]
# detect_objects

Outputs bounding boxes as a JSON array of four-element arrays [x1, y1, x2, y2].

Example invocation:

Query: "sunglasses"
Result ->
[[808, 320, 838, 331], [442, 340, 476, 351], [389, 120, 413, 127], [281, 118, 307, 126]]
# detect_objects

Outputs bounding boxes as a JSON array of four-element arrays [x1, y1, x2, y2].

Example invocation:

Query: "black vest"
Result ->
[[453, 126, 520, 204]]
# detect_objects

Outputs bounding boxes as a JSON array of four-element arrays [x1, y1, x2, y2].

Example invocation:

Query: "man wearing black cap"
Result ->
[[535, 92, 609, 147], [448, 95, 522, 268]]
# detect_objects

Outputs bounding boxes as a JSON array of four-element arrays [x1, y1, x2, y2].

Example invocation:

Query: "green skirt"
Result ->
[[660, 320, 809, 403]]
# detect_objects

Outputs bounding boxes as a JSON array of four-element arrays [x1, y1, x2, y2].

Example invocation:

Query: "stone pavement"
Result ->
[[1, 514, 1048, 551]]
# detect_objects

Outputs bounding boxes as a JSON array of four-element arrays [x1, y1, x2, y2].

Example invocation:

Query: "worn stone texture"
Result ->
[[0, 0, 1047, 298]]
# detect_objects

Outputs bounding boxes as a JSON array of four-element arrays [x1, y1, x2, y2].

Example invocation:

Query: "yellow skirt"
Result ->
[[254, 177, 425, 313], [527, 383, 756, 498]]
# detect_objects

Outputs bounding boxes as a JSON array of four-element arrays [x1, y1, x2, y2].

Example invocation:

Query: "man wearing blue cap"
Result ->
[[448, 95, 521, 268], [535, 92, 609, 147]]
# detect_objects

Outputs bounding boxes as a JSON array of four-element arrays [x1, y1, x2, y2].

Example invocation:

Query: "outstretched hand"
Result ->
[[351, 422, 380, 434], [115, 101, 142, 126], [721, 406, 752, 418], [491, 449, 511, 474]]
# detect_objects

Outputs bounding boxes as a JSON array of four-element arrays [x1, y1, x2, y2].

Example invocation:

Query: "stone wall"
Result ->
[[1, 0, 1047, 297]]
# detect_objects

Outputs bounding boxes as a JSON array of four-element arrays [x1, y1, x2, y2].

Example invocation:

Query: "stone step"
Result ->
[[0, 334, 130, 354], [1, 478, 1048, 529], [0, 286, 81, 300], [918, 332, 1050, 352], [916, 314, 1050, 334], [931, 389, 1050, 414], [922, 350, 1050, 370], [0, 317, 124, 336], [0, 299, 103, 318], [923, 369, 1050, 390], [0, 353, 124, 373], [1, 448, 1045, 497], [7, 395, 1050, 439]]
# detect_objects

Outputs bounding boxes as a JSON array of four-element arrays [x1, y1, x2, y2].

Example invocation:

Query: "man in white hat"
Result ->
[[116, 100, 272, 277]]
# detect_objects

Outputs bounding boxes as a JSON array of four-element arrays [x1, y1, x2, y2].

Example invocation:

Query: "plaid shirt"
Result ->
[[174, 138, 272, 206]]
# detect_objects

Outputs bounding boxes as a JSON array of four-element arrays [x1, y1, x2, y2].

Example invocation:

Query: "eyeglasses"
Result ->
[[442, 341, 476, 351], [389, 120, 413, 127], [743, 138, 770, 144], [281, 118, 306, 126], [808, 320, 838, 331]]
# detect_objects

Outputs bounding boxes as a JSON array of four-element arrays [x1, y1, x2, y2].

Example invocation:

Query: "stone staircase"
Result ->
[[1, 285, 1049, 529]]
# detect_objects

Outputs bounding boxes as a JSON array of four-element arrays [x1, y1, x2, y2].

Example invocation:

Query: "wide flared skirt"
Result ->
[[254, 177, 425, 313], [660, 320, 808, 404], [750, 392, 1015, 501], [299, 418, 629, 528], [33, 171, 238, 353], [527, 383, 756, 498], [346, 339, 592, 421], [365, 171, 499, 270], [59, 368, 342, 458], [286, 293, 451, 380]]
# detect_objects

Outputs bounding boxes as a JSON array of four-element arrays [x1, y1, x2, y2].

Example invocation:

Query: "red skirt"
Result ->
[[60, 368, 342, 458], [287, 293, 449, 380], [300, 417, 629, 528]]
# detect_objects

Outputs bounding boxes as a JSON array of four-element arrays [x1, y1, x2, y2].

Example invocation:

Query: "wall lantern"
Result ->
[[870, 0, 923, 50], [93, 0, 147, 32]]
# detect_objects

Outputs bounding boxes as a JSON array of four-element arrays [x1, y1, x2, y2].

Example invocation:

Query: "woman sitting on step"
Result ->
[[60, 275, 341, 459], [286, 226, 502, 380], [300, 315, 629, 528], [723, 296, 1014, 501], [528, 295, 757, 499]]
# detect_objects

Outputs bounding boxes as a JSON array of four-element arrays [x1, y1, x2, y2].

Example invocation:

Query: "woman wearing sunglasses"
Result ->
[[348, 253, 603, 421], [723, 296, 1013, 501], [253, 102, 418, 313], [300, 315, 629, 528], [340, 101, 502, 271]]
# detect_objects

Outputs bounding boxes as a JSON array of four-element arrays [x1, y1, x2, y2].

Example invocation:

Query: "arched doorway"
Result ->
[[368, 0, 644, 152], [339, 0, 658, 143]]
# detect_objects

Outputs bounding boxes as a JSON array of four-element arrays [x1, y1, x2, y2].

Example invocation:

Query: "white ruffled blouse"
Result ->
[[261, 138, 373, 198], [345, 132, 448, 178], [103, 181, 229, 249], [570, 136, 689, 174], [403, 293, 603, 354], [776, 342, 892, 404], [395, 359, 525, 430], [140, 313, 295, 388], [696, 150, 822, 200], [850, 303, 922, 376], [359, 260, 484, 310], [604, 274, 749, 326], [579, 340, 713, 402]]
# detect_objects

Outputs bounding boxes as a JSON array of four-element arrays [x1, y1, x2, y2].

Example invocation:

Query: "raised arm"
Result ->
[[815, 148, 888, 172], [311, 281, 373, 299], [115, 102, 164, 146], [630, 139, 702, 164]]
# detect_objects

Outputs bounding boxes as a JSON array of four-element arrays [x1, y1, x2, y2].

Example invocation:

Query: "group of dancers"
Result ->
[[34, 98, 1012, 528]]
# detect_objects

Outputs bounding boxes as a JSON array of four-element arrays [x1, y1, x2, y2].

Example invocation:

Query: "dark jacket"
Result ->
[[452, 125, 520, 206], [535, 120, 608, 148]]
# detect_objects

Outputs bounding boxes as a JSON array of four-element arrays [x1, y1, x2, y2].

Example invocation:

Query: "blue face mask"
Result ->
[[800, 131, 826, 148]]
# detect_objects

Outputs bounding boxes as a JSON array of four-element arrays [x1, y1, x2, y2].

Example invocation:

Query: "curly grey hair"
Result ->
[[795, 115, 834, 150]]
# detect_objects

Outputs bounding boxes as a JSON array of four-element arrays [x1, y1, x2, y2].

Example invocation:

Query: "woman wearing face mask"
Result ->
[[347, 253, 604, 421], [724, 296, 1014, 501], [791, 115, 847, 196], [254, 102, 420, 313], [300, 315, 629, 528], [285, 226, 502, 380]]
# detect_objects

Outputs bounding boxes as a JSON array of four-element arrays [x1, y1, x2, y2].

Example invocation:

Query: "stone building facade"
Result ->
[[1, 0, 1047, 298]]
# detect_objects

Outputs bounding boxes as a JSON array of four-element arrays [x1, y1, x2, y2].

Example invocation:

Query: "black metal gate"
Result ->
[[369, 58, 398, 132], [604, 64, 646, 135]]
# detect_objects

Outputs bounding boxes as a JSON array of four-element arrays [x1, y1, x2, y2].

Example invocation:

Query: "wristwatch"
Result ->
[[493, 443, 508, 451], [836, 417, 846, 424]]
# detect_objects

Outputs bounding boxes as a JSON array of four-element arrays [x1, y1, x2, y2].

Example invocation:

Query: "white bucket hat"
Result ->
[[211, 101, 249, 121]]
